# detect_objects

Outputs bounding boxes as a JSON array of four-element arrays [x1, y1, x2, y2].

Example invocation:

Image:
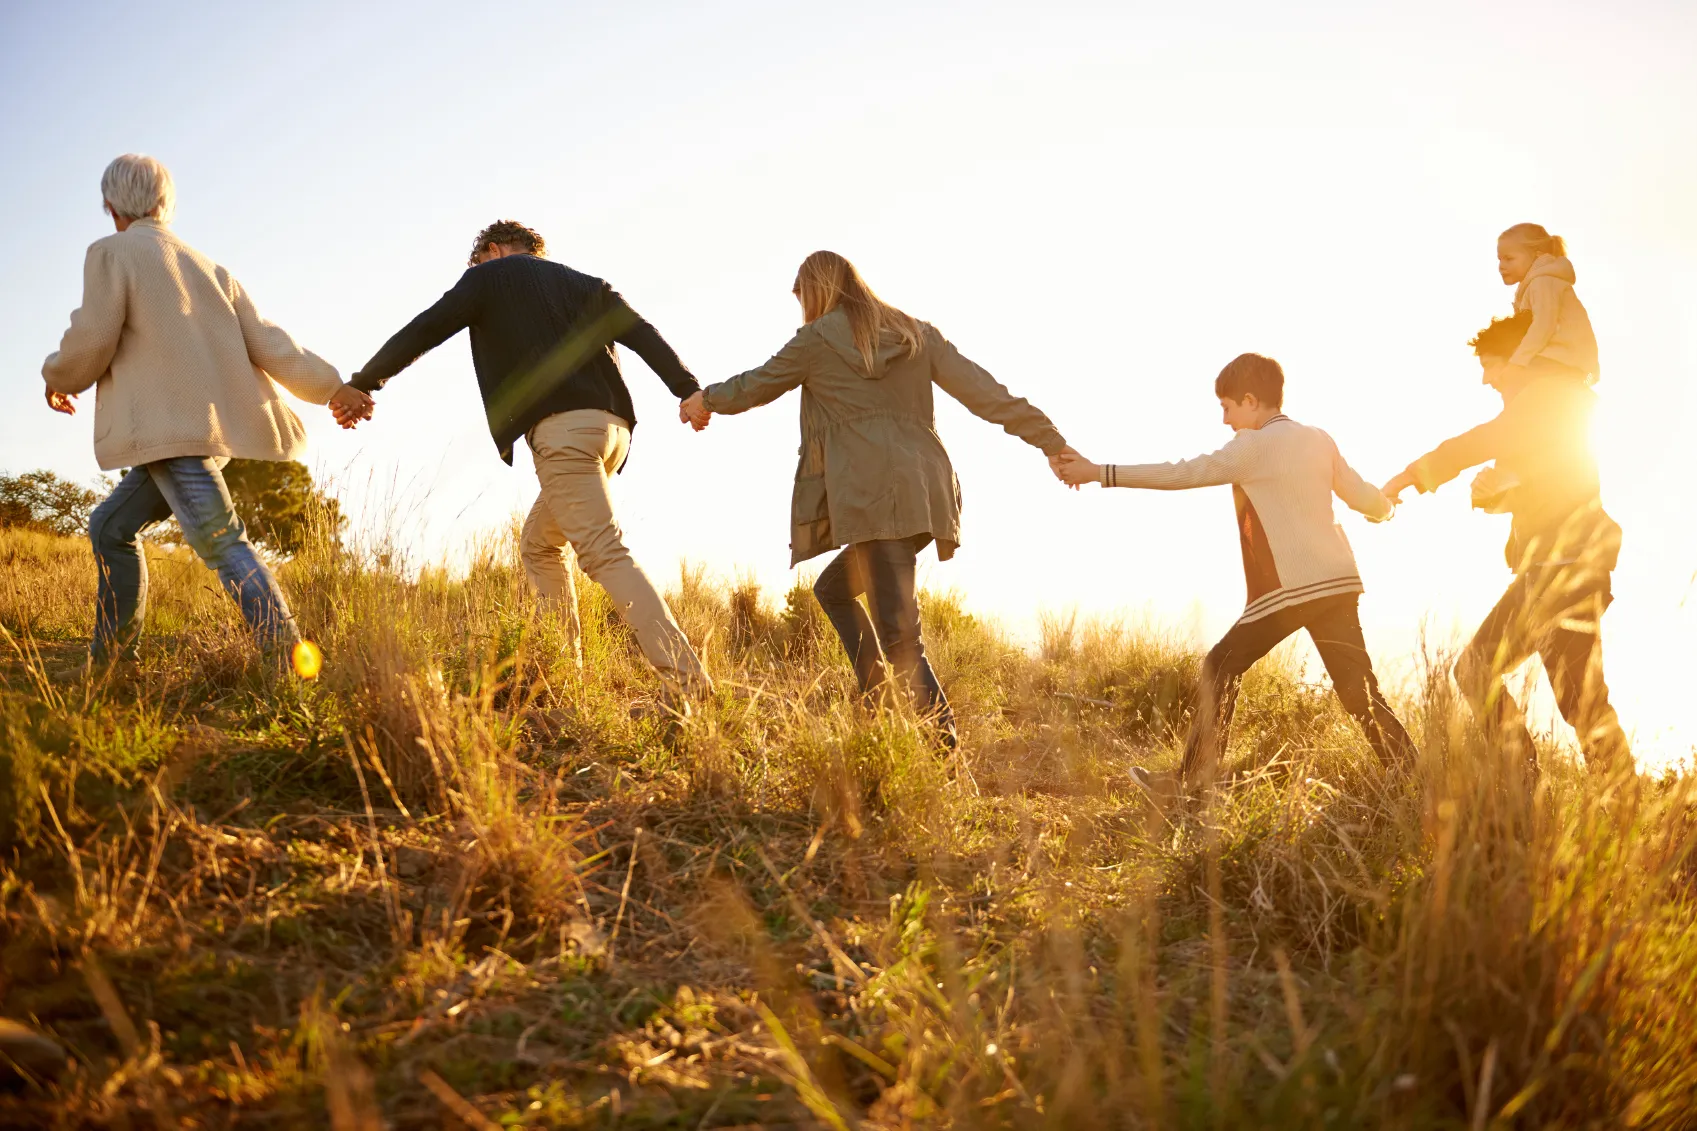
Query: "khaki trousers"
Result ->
[[521, 410, 709, 697]]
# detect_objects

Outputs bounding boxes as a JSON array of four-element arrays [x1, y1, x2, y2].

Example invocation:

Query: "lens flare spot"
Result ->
[[292, 640, 323, 680]]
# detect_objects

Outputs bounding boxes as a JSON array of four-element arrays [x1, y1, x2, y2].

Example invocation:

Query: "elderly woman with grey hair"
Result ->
[[41, 154, 374, 665]]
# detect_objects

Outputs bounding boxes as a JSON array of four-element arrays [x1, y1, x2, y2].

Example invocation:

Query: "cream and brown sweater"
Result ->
[[41, 219, 344, 470], [1100, 415, 1392, 623]]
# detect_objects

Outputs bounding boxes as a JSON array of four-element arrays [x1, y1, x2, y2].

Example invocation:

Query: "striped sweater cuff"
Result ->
[[1101, 464, 1117, 488]]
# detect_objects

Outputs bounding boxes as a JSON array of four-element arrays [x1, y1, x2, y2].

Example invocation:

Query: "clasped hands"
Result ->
[[1049, 446, 1100, 488], [329, 384, 375, 430], [679, 391, 710, 432]]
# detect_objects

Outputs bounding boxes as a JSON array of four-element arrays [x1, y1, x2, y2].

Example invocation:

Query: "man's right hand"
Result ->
[[329, 385, 375, 429], [45, 387, 77, 415], [1381, 470, 1416, 503]]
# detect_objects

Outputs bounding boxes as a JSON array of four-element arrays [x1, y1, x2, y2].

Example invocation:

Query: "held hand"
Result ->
[[1381, 470, 1415, 504], [680, 391, 710, 432], [329, 385, 375, 430], [45, 388, 78, 416], [1052, 448, 1101, 488]]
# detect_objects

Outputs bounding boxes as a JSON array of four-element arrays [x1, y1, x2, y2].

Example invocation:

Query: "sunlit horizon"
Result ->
[[3, 0, 1693, 766]]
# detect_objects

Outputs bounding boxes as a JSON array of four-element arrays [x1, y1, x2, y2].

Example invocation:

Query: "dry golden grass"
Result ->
[[2, 521, 1695, 1129]]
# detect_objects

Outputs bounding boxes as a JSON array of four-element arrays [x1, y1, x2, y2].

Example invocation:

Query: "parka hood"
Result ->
[[814, 308, 917, 379], [1515, 254, 1576, 302]]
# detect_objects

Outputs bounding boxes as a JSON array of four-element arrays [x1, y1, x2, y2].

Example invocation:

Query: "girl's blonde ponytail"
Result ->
[[1501, 222, 1566, 258]]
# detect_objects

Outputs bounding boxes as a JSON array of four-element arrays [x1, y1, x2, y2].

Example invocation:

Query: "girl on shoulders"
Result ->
[[1495, 222, 1598, 384]]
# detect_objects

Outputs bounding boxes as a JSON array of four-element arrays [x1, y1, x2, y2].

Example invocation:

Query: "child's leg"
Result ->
[[1179, 609, 1300, 787], [1304, 595, 1418, 767]]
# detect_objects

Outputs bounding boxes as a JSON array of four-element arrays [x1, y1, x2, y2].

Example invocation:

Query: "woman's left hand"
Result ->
[[45, 387, 77, 415], [1052, 448, 1099, 488]]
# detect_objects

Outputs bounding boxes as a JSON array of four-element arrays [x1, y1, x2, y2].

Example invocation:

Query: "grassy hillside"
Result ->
[[1, 523, 1693, 1129]]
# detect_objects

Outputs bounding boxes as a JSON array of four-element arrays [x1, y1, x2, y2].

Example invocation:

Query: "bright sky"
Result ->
[[4, 1, 1694, 764]]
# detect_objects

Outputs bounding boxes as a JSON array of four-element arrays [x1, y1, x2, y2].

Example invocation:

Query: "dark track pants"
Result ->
[[1179, 593, 1416, 783]]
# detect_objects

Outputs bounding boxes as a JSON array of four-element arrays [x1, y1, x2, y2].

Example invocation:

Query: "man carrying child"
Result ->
[[1056, 354, 1417, 791], [1384, 312, 1629, 774]]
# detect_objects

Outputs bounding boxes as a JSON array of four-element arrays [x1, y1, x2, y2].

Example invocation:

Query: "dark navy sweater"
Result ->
[[351, 255, 699, 464]]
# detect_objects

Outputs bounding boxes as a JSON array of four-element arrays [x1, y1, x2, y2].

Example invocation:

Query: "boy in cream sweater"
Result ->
[[1056, 354, 1416, 790]]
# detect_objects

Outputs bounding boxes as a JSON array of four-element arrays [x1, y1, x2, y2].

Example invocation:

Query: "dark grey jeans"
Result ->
[[812, 538, 957, 745], [87, 457, 298, 662]]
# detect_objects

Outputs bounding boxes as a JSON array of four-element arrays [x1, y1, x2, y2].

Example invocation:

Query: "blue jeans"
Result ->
[[812, 537, 957, 747], [87, 458, 298, 662]]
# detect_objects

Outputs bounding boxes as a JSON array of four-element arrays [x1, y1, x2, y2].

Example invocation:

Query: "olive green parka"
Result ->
[[702, 309, 1066, 566]]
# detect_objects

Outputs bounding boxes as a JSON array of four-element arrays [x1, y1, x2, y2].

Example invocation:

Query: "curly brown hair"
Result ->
[[468, 220, 546, 266], [1470, 310, 1534, 359]]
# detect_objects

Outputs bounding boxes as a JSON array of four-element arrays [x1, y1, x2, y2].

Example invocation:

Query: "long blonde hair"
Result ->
[[793, 251, 924, 372], [1500, 222, 1568, 258]]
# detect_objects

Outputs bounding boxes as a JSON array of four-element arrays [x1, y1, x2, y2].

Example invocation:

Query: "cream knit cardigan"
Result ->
[[42, 220, 344, 470]]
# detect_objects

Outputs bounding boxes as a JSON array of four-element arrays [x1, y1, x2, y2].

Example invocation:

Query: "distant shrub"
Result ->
[[0, 469, 100, 538]]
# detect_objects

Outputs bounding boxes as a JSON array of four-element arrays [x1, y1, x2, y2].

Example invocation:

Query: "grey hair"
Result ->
[[100, 154, 176, 222]]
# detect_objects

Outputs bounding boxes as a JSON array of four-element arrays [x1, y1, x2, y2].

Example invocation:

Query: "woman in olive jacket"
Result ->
[[684, 251, 1069, 747]]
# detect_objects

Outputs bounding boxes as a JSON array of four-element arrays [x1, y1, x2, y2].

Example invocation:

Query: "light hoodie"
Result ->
[[42, 219, 344, 470], [1099, 416, 1391, 624], [1509, 254, 1599, 381]]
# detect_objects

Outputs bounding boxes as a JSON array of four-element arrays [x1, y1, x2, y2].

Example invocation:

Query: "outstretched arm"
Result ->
[[1067, 430, 1259, 490], [1329, 436, 1394, 520], [1383, 414, 1506, 502], [929, 330, 1066, 455], [604, 285, 701, 399], [348, 271, 478, 395], [228, 274, 343, 405], [42, 245, 125, 397], [700, 326, 812, 416]]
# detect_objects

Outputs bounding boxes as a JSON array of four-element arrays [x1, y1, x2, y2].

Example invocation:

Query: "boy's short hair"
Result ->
[[1214, 353, 1284, 408], [1469, 310, 1533, 359], [468, 219, 546, 266]]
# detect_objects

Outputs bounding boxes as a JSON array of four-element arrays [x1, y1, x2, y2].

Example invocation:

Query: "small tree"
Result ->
[[0, 462, 342, 556], [0, 470, 100, 537], [219, 460, 345, 556]]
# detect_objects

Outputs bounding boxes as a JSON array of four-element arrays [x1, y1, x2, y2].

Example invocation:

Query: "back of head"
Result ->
[[793, 250, 923, 372], [1470, 310, 1535, 360], [101, 154, 176, 223], [469, 219, 547, 266], [1499, 222, 1567, 259], [1214, 353, 1284, 408]]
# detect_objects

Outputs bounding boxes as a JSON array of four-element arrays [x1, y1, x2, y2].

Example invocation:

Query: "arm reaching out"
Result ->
[[701, 326, 812, 416], [1091, 431, 1260, 490], [1387, 414, 1507, 503], [1328, 435, 1394, 521], [928, 329, 1066, 455], [349, 272, 478, 395], [605, 284, 701, 399], [227, 274, 343, 405]]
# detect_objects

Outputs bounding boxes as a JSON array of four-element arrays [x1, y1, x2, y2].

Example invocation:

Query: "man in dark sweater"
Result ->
[[344, 220, 711, 703]]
